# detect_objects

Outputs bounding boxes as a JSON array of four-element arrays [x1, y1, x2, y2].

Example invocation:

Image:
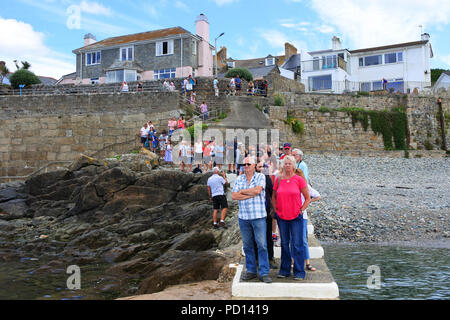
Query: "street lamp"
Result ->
[[215, 32, 225, 77]]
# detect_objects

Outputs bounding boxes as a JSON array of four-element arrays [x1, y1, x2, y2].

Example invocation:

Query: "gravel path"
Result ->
[[304, 155, 450, 243]]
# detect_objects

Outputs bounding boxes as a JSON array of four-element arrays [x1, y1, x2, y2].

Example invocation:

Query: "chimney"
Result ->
[[332, 36, 341, 50], [285, 42, 298, 61], [217, 46, 227, 68], [421, 33, 430, 41], [84, 33, 96, 46], [195, 14, 209, 43]]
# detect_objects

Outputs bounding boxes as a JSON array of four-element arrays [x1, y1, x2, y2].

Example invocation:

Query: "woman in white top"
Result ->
[[194, 138, 203, 169], [120, 81, 129, 93]]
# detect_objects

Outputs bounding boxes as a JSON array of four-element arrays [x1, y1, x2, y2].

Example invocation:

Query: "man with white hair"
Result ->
[[207, 167, 228, 228], [232, 156, 272, 283], [293, 148, 309, 184]]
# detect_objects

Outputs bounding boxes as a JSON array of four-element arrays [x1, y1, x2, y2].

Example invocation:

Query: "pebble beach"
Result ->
[[305, 154, 450, 243]]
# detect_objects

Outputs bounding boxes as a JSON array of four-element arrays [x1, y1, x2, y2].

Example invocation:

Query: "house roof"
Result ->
[[282, 54, 301, 70], [38, 76, 58, 86], [228, 55, 285, 69], [248, 65, 278, 79], [349, 40, 429, 54], [74, 27, 190, 52]]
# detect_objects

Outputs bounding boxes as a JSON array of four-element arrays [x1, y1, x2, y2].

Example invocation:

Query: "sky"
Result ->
[[1, 0, 450, 79]]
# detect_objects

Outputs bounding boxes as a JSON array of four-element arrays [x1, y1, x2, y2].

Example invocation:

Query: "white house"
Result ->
[[299, 34, 434, 94]]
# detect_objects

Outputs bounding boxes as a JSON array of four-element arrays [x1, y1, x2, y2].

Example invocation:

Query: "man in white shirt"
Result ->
[[207, 167, 228, 228], [213, 78, 219, 96], [140, 123, 149, 148]]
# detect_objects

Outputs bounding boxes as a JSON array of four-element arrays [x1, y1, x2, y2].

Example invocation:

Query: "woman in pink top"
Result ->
[[272, 155, 310, 280], [177, 116, 185, 130]]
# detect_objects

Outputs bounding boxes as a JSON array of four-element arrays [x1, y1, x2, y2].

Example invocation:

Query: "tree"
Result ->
[[431, 68, 450, 84], [9, 69, 41, 89], [224, 67, 253, 82], [21, 61, 31, 70]]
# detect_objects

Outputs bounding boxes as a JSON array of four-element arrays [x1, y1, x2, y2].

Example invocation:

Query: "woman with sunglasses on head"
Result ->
[[272, 156, 311, 280]]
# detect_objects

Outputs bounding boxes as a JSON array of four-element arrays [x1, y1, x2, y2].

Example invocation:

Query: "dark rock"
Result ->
[[93, 167, 136, 198], [0, 199, 30, 220], [68, 229, 116, 249], [68, 154, 103, 172], [106, 258, 161, 276], [137, 251, 227, 294], [22, 170, 71, 196], [177, 185, 209, 202], [135, 171, 195, 191], [129, 229, 159, 243], [170, 230, 216, 251], [69, 182, 104, 215]]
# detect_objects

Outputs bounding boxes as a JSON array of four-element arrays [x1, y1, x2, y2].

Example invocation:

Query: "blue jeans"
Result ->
[[290, 218, 310, 260], [276, 214, 306, 279], [239, 217, 270, 276]]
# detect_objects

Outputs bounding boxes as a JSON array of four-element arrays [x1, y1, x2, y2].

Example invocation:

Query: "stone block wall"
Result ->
[[269, 106, 385, 151], [0, 92, 180, 178]]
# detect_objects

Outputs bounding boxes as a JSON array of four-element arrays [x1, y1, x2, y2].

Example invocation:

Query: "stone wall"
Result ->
[[270, 106, 385, 151], [0, 92, 181, 178], [275, 92, 449, 151]]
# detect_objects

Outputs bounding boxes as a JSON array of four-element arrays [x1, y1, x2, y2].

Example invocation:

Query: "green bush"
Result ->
[[9, 69, 41, 89], [357, 91, 370, 97], [424, 140, 433, 150], [292, 120, 305, 135], [318, 106, 331, 113], [274, 94, 284, 106], [187, 123, 208, 138], [224, 68, 253, 82], [255, 103, 262, 111]]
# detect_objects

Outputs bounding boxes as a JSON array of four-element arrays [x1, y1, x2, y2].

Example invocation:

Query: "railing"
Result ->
[[299, 80, 433, 94], [302, 56, 347, 73]]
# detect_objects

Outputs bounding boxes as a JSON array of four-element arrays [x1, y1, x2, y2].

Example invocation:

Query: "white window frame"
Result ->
[[359, 54, 382, 67], [265, 57, 275, 66], [153, 68, 176, 80], [192, 40, 197, 55], [156, 40, 174, 56], [120, 46, 134, 61], [86, 51, 101, 66]]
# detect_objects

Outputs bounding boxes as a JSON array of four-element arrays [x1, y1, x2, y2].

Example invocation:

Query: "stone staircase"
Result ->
[[225, 173, 340, 300]]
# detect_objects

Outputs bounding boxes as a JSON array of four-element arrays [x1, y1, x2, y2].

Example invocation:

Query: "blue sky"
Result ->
[[1, 0, 450, 79]]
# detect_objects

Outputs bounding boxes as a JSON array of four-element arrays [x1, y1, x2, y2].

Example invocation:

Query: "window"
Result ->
[[227, 61, 235, 68], [90, 78, 99, 84], [192, 41, 197, 55], [386, 80, 404, 93], [86, 51, 101, 65], [124, 70, 136, 82], [384, 53, 397, 64], [106, 70, 124, 83], [309, 75, 332, 91], [397, 52, 403, 62], [313, 57, 320, 71], [156, 40, 174, 56], [361, 82, 371, 91], [359, 58, 363, 67], [372, 81, 383, 91], [154, 68, 176, 79], [323, 55, 337, 69], [265, 57, 275, 66], [121, 47, 133, 61], [364, 55, 382, 66]]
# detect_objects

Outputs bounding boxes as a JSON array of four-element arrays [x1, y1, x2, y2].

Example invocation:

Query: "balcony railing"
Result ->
[[302, 56, 347, 73]]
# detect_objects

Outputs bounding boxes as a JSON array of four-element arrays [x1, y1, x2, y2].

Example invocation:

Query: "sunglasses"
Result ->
[[243, 163, 253, 166]]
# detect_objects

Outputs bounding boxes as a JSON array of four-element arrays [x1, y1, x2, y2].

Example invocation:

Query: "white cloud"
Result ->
[[79, 1, 113, 16], [259, 29, 308, 52], [175, 1, 190, 12], [143, 4, 159, 18], [211, 0, 239, 6], [310, 0, 450, 49], [0, 17, 75, 79], [315, 24, 334, 34]]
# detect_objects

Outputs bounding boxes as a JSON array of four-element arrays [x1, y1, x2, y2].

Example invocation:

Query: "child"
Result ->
[[159, 130, 168, 159], [164, 140, 173, 167]]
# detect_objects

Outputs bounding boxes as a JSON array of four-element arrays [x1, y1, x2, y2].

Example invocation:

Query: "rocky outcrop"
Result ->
[[0, 153, 241, 297]]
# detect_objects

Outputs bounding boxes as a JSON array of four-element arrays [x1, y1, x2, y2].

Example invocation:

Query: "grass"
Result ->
[[318, 106, 331, 113]]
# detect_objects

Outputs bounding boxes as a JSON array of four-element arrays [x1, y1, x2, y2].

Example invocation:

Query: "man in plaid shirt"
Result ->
[[232, 156, 272, 283]]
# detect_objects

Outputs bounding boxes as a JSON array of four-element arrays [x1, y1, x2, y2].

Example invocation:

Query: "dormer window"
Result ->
[[156, 40, 174, 56], [265, 57, 275, 66], [227, 61, 235, 68], [86, 51, 101, 65]]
